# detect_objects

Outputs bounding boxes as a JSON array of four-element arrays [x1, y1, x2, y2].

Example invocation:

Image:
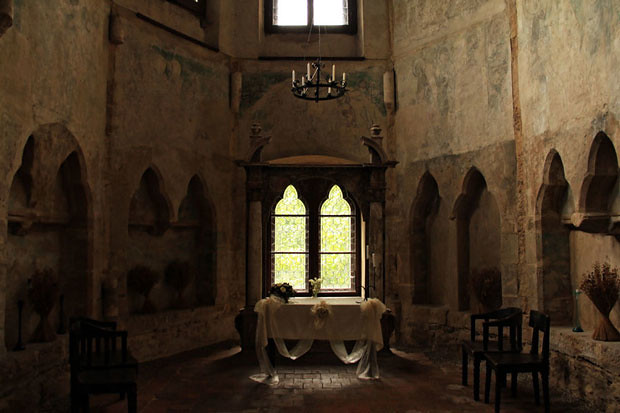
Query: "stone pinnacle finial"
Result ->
[[250, 122, 262, 139], [370, 124, 383, 146]]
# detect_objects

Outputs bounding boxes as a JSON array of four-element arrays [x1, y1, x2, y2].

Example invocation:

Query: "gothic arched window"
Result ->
[[270, 183, 359, 295], [320, 185, 356, 291], [271, 185, 309, 290]]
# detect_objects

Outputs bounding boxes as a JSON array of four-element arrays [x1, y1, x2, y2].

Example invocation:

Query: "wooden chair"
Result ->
[[69, 318, 138, 413], [483, 310, 550, 413], [461, 307, 523, 401]]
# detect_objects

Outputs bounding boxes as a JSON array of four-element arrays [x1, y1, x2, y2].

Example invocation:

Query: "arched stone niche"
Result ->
[[410, 172, 441, 305], [128, 167, 171, 236], [452, 168, 502, 312], [126, 167, 172, 314], [571, 132, 620, 331], [177, 175, 217, 306], [536, 150, 573, 325], [5, 126, 91, 351], [575, 132, 619, 233]]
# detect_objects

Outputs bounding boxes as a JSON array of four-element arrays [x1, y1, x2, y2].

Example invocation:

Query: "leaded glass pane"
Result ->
[[320, 254, 353, 289], [320, 185, 350, 215], [275, 185, 306, 215], [272, 185, 308, 291], [275, 216, 306, 252], [274, 253, 307, 290], [320, 217, 351, 252], [314, 0, 348, 26], [273, 0, 308, 26], [319, 185, 355, 291]]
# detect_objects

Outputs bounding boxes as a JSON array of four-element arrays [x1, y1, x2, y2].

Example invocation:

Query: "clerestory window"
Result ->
[[168, 0, 206, 16], [270, 184, 359, 296], [265, 0, 357, 34]]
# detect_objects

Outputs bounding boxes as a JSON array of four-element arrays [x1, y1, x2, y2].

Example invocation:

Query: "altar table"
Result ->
[[252, 297, 386, 384]]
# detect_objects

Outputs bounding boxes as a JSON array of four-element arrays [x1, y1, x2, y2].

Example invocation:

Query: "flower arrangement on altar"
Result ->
[[309, 277, 322, 298], [269, 282, 295, 303], [311, 300, 332, 329]]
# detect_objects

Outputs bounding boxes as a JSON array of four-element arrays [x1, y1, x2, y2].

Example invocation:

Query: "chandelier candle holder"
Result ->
[[292, 58, 347, 102]]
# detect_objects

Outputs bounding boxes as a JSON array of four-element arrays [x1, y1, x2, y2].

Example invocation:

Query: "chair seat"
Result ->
[[462, 338, 517, 355], [79, 367, 137, 386], [484, 352, 544, 369], [80, 352, 138, 370]]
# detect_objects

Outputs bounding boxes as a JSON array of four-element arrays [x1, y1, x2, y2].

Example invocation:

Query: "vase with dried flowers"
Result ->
[[309, 277, 322, 298], [165, 260, 192, 309], [579, 262, 620, 341], [28, 268, 59, 342], [127, 265, 159, 313], [469, 267, 502, 313]]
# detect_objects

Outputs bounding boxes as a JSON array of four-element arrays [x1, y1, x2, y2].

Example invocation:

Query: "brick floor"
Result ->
[[91, 344, 590, 413]]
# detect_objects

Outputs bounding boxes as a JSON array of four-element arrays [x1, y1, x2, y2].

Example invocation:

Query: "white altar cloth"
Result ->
[[252, 297, 386, 384]]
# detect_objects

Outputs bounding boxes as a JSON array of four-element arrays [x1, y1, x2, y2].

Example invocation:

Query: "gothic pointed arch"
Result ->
[[5, 126, 92, 350], [129, 167, 172, 236], [452, 167, 502, 311], [410, 172, 440, 304], [177, 174, 217, 306], [576, 132, 619, 233], [536, 150, 572, 325]]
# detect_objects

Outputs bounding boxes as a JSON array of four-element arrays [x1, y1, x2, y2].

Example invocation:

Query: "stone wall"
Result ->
[[0, 0, 391, 410], [389, 0, 620, 408], [388, 0, 518, 316]]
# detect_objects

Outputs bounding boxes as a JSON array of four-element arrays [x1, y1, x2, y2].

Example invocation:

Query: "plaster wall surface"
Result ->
[[0, 0, 109, 353], [0, 0, 619, 410], [516, 0, 620, 312], [388, 0, 518, 315], [237, 60, 388, 164], [391, 0, 620, 408], [220, 0, 390, 59]]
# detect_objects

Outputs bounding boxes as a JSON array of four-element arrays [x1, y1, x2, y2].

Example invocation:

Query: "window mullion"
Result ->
[[308, 0, 314, 28]]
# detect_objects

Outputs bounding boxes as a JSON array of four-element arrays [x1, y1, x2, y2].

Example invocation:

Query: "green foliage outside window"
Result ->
[[273, 186, 307, 290], [320, 186, 354, 290], [272, 184, 355, 292]]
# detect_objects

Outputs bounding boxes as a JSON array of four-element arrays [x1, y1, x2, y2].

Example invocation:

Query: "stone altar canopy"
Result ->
[[235, 123, 397, 351]]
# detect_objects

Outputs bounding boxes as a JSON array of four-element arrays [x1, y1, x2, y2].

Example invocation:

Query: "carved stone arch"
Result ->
[[536, 150, 572, 325], [5, 125, 93, 350], [129, 166, 172, 236], [410, 171, 440, 304], [177, 174, 218, 306], [452, 167, 502, 311], [8, 136, 34, 219], [575, 132, 619, 233]]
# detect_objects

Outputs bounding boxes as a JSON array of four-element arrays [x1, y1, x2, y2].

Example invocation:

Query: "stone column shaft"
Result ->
[[247, 201, 263, 306]]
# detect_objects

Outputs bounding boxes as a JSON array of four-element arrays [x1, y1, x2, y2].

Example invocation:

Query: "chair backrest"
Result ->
[[528, 310, 551, 361], [69, 317, 128, 370], [471, 307, 522, 343], [480, 307, 523, 352]]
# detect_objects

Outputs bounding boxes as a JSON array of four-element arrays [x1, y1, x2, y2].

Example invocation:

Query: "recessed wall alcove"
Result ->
[[536, 150, 573, 325], [576, 132, 619, 233], [572, 132, 620, 332], [176, 175, 217, 306], [410, 172, 441, 305], [127, 167, 172, 314], [452, 168, 502, 311], [126, 170, 217, 313], [5, 126, 90, 351]]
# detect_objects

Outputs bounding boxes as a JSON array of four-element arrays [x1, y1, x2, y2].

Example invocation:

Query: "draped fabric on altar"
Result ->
[[252, 297, 386, 384]]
